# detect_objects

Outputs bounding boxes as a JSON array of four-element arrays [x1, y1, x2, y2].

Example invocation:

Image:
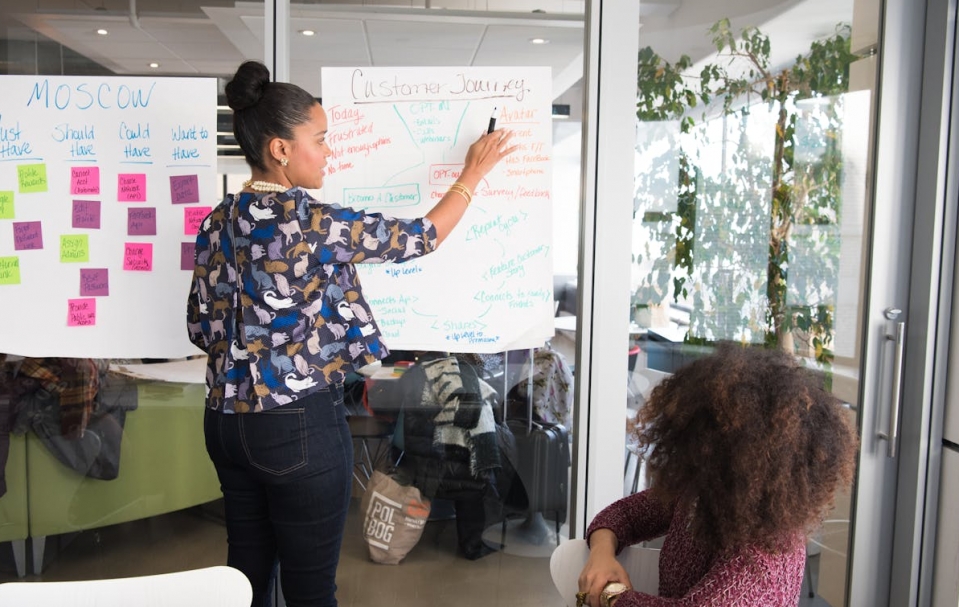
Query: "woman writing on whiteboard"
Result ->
[[186, 60, 515, 607]]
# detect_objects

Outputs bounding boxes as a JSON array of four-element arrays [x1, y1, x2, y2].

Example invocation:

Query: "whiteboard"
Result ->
[[0, 76, 217, 359], [321, 66, 555, 353]]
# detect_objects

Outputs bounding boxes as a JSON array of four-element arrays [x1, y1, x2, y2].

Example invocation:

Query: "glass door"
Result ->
[[615, 0, 939, 604]]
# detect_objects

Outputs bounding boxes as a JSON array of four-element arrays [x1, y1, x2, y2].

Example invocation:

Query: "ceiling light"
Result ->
[[300, 29, 316, 36], [529, 37, 550, 45], [149, 62, 160, 69], [96, 28, 108, 35]]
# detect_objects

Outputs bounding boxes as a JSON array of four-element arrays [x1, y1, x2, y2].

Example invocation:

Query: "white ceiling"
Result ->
[[3, 0, 862, 102], [8, 1, 588, 99]]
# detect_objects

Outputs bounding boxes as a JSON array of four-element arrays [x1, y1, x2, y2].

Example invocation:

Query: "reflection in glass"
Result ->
[[630, 6, 879, 606]]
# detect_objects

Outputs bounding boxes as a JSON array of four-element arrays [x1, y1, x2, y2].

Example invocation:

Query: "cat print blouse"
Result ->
[[187, 188, 437, 413]]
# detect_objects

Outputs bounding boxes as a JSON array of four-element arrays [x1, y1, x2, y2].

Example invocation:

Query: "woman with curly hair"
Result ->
[[577, 342, 858, 607]]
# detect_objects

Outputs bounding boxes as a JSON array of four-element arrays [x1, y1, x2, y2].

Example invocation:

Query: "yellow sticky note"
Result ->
[[0, 191, 13, 219], [18, 164, 48, 193], [60, 234, 89, 263], [0, 257, 20, 284]]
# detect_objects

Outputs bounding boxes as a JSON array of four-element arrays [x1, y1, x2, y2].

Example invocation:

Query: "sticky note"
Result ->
[[123, 242, 153, 271], [0, 257, 20, 285], [170, 174, 200, 204], [118, 173, 147, 202], [60, 234, 89, 263], [181, 242, 195, 271], [184, 206, 211, 236], [128, 207, 157, 235], [0, 191, 13, 219], [72, 200, 101, 229], [67, 298, 96, 326], [80, 268, 109, 296], [18, 164, 48, 193], [71, 166, 100, 195], [13, 221, 42, 250]]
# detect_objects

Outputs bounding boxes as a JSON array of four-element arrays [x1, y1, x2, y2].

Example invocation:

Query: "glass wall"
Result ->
[[282, 3, 586, 604], [628, 1, 880, 605], [0, 3, 587, 607], [0, 0, 259, 583]]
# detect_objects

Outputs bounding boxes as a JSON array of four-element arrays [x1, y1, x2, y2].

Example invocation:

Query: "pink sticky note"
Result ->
[[67, 298, 96, 326], [72, 200, 101, 229], [123, 242, 153, 271], [184, 206, 211, 236], [117, 173, 147, 202], [12, 221, 43, 250], [80, 268, 109, 296], [71, 166, 100, 195], [170, 174, 200, 204], [127, 207, 157, 235], [181, 242, 195, 271]]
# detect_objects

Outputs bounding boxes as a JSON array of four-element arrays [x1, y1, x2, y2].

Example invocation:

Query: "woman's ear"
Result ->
[[267, 137, 288, 165]]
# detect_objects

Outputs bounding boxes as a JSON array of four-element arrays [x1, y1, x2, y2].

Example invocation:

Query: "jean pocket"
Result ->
[[238, 408, 308, 475]]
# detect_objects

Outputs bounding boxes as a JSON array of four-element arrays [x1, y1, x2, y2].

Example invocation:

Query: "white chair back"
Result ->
[[0, 565, 252, 607], [550, 538, 659, 607]]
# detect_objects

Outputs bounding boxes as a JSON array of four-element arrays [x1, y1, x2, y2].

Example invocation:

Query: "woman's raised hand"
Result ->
[[458, 129, 518, 186]]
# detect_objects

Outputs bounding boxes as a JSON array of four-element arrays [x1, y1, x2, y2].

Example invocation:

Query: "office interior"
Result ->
[[1, 1, 959, 606]]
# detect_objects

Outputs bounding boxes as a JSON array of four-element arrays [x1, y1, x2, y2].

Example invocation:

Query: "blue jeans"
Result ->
[[204, 384, 353, 607]]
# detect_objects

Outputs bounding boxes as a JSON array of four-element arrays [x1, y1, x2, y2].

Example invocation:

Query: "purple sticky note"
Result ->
[[127, 207, 157, 235], [184, 206, 212, 236], [12, 221, 43, 250], [71, 166, 100, 195], [181, 242, 195, 271], [118, 173, 147, 202], [170, 174, 200, 204], [80, 268, 109, 296], [72, 200, 101, 229]]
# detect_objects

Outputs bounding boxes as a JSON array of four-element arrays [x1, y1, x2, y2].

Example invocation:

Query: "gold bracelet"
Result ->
[[448, 184, 472, 205], [448, 182, 473, 205]]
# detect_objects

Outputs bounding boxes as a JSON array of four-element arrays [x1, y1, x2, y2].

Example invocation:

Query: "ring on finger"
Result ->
[[576, 591, 589, 607]]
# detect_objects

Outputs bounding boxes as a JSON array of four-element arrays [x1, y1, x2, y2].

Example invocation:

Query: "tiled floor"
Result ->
[[0, 499, 843, 606], [0, 500, 565, 606]]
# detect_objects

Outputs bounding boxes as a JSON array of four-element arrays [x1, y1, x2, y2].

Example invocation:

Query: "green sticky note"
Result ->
[[0, 191, 13, 219], [60, 234, 89, 263], [18, 164, 48, 193], [0, 257, 20, 285]]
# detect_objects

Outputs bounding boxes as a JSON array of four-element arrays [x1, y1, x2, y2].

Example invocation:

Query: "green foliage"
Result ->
[[632, 19, 857, 367]]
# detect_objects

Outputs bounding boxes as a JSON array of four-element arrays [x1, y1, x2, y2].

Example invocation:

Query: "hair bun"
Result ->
[[225, 61, 271, 112]]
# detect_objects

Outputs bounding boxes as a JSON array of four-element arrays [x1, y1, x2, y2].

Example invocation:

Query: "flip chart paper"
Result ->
[[322, 66, 554, 353], [0, 75, 216, 357]]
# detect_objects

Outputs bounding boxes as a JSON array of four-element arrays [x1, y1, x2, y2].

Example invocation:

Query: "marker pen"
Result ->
[[487, 107, 498, 134]]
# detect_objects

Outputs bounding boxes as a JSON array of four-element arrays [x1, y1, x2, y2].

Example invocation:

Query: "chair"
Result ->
[[549, 538, 660, 606], [347, 415, 397, 492], [0, 565, 252, 606]]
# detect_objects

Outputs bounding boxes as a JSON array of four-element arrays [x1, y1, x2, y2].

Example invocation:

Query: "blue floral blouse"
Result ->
[[187, 188, 437, 413]]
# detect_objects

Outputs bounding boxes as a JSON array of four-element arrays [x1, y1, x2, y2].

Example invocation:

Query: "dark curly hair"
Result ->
[[634, 342, 858, 554], [224, 60, 317, 172]]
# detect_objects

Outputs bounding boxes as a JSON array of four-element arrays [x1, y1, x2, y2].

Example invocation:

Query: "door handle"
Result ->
[[879, 307, 905, 458]]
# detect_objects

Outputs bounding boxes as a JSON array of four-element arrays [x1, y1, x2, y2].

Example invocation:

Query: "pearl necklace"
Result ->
[[242, 179, 290, 193]]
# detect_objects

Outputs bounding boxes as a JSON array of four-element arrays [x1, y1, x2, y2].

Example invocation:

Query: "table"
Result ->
[[553, 315, 648, 338]]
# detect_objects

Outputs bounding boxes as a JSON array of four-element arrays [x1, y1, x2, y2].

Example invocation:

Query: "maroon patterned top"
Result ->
[[586, 490, 805, 606]]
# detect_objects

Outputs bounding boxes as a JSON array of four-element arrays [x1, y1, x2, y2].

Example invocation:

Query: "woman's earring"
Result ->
[[280, 158, 289, 167]]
